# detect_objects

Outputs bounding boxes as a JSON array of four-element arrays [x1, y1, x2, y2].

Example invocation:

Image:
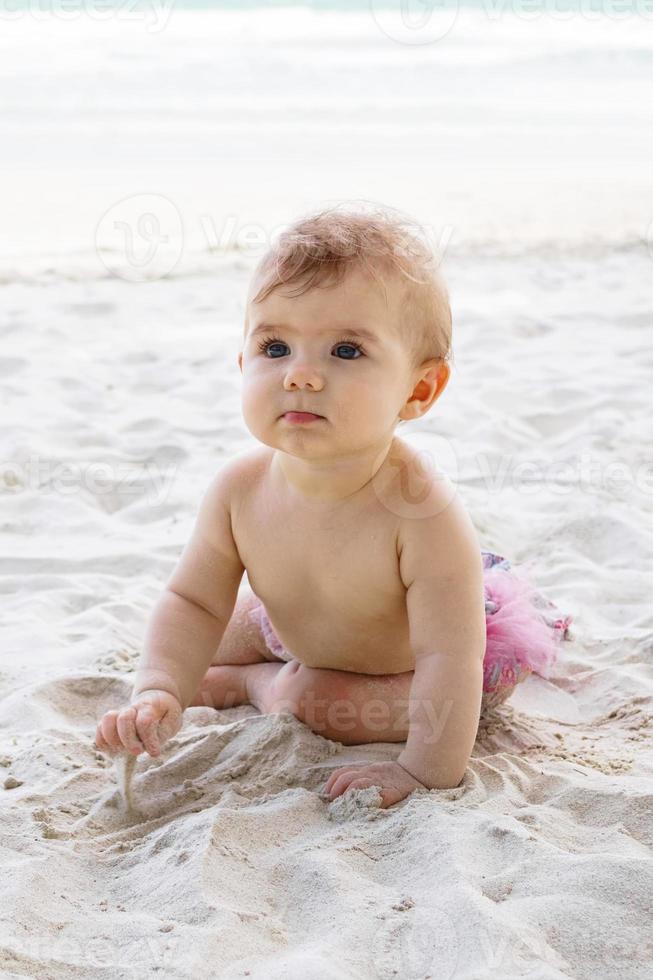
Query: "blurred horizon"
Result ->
[[1, 1, 652, 281]]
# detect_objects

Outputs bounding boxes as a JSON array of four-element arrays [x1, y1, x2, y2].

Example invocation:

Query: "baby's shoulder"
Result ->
[[220, 445, 271, 493]]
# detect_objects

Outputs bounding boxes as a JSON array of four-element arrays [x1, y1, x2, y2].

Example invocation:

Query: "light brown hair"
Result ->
[[244, 203, 453, 372]]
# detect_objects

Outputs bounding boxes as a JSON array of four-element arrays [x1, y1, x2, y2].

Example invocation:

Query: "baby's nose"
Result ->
[[284, 365, 324, 389]]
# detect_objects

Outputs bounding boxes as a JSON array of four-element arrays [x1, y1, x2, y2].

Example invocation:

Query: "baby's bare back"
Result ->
[[231, 445, 416, 674]]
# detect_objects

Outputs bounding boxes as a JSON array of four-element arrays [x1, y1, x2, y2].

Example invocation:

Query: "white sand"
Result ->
[[1, 246, 652, 979]]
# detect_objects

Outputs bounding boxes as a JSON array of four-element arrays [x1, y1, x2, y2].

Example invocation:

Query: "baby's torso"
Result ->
[[230, 445, 416, 674]]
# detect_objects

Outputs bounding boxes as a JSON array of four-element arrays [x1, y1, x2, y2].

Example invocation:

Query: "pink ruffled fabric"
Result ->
[[481, 551, 572, 706]]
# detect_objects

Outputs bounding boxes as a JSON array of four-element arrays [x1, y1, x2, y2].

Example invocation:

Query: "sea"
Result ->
[[1, 0, 652, 280]]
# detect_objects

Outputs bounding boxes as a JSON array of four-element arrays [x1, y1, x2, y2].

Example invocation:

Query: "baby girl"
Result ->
[[95, 205, 572, 809]]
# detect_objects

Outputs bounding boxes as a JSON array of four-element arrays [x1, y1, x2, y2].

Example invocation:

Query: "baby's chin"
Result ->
[[242, 407, 397, 449]]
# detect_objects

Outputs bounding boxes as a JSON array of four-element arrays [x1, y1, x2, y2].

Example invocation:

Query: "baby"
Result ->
[[95, 206, 570, 809]]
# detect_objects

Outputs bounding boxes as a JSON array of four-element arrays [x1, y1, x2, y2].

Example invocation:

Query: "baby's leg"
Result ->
[[267, 663, 416, 745], [210, 589, 286, 666], [258, 665, 509, 745], [189, 589, 289, 709]]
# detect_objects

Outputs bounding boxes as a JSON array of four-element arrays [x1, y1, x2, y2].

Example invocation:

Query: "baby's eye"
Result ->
[[334, 343, 363, 360], [256, 336, 364, 359], [257, 340, 288, 358]]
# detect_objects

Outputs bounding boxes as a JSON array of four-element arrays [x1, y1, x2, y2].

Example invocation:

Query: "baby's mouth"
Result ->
[[281, 411, 326, 422], [281, 411, 325, 417]]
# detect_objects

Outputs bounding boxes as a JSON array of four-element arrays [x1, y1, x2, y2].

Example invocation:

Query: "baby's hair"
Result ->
[[244, 202, 453, 376]]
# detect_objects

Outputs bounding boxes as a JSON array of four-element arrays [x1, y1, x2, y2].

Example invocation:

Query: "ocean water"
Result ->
[[1, 2, 652, 279]]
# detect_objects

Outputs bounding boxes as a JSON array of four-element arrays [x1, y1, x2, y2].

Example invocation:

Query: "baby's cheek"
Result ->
[[240, 391, 269, 435]]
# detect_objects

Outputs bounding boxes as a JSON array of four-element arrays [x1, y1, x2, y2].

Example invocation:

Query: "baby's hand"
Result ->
[[323, 761, 427, 809], [94, 690, 182, 758]]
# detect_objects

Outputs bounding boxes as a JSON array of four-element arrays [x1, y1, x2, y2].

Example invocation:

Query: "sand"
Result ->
[[1, 245, 652, 979]]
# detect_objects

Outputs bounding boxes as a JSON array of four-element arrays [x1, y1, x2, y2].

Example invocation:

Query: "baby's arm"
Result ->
[[395, 485, 486, 789], [95, 459, 246, 757], [131, 460, 246, 713]]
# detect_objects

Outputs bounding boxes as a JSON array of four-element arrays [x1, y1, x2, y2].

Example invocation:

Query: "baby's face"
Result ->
[[238, 265, 416, 458]]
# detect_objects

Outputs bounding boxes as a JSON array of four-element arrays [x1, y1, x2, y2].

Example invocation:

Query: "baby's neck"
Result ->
[[272, 438, 396, 506]]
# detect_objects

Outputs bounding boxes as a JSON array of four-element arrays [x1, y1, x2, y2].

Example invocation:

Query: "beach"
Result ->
[[1, 5, 653, 978]]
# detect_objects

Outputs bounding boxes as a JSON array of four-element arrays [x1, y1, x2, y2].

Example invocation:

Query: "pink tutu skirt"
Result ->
[[249, 550, 573, 712], [480, 550, 572, 709]]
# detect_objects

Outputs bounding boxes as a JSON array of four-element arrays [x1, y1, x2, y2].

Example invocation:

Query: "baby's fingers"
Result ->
[[134, 704, 163, 757], [95, 711, 122, 755], [116, 707, 146, 756], [94, 722, 117, 755]]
